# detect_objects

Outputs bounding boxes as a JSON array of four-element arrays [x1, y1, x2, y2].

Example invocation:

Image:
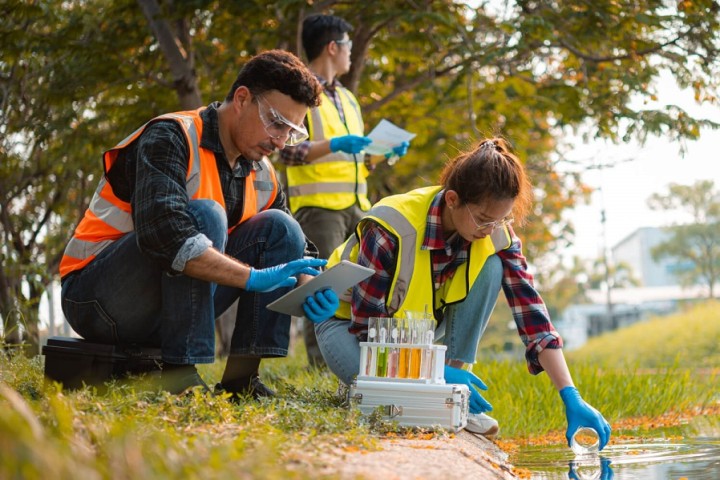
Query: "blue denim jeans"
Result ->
[[315, 255, 503, 385], [61, 200, 306, 364]]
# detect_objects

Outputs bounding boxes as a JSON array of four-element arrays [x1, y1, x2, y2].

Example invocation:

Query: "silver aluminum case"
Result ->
[[349, 379, 470, 431]]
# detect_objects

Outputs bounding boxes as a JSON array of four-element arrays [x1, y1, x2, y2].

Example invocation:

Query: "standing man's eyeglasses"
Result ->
[[465, 204, 514, 232], [334, 39, 353, 50], [256, 95, 309, 146]]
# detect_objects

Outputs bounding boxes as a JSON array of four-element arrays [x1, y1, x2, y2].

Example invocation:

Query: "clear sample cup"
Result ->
[[570, 427, 600, 455]]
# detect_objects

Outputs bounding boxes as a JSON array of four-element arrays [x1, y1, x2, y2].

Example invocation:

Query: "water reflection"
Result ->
[[511, 412, 720, 479], [568, 456, 613, 480], [512, 433, 720, 479]]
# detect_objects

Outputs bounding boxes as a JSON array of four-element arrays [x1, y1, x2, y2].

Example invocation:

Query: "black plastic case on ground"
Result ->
[[42, 336, 162, 390]]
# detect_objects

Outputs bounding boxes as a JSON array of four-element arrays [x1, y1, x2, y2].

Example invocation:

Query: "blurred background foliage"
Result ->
[[2, 0, 719, 352]]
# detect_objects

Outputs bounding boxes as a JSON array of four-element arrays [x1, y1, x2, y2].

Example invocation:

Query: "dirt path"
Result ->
[[310, 430, 519, 479]]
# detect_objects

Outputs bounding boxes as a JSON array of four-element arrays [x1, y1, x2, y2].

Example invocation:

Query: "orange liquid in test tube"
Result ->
[[409, 348, 422, 378], [398, 348, 409, 378]]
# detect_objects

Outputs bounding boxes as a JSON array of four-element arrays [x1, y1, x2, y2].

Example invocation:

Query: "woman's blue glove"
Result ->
[[246, 258, 327, 293], [385, 141, 410, 159], [444, 365, 493, 414], [302, 288, 339, 324], [329, 135, 372, 154], [560, 386, 612, 450]]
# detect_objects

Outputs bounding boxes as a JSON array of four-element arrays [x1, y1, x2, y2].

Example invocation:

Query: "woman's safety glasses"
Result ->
[[465, 204, 514, 232]]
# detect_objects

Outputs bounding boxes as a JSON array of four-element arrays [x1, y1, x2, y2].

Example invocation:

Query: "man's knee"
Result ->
[[188, 199, 228, 248], [262, 209, 305, 251]]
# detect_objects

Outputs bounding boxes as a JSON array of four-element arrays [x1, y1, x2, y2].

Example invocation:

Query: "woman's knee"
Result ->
[[479, 254, 503, 288]]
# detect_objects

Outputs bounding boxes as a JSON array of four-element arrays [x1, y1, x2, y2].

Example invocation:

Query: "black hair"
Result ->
[[301, 14, 353, 62], [224, 49, 322, 107]]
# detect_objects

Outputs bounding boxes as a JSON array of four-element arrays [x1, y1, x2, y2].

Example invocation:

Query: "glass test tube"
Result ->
[[420, 317, 437, 379], [408, 313, 422, 379], [365, 317, 378, 376], [375, 317, 388, 377], [387, 317, 400, 378], [397, 317, 409, 378]]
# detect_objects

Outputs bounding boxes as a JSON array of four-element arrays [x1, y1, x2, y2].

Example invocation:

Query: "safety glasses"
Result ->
[[256, 95, 309, 146]]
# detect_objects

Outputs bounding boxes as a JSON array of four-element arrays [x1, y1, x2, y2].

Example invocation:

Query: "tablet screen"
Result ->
[[265, 260, 375, 317]]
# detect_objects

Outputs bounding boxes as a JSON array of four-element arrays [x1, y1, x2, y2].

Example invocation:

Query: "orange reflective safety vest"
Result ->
[[59, 108, 279, 278]]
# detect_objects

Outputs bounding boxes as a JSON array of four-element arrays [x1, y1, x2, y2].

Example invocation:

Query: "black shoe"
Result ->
[[215, 374, 276, 402], [160, 364, 210, 395]]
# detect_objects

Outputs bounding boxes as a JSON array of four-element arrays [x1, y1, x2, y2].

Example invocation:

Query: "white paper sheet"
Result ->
[[365, 119, 416, 156]]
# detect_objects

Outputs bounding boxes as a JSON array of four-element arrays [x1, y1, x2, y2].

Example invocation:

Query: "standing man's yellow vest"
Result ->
[[328, 186, 512, 320], [285, 87, 371, 212]]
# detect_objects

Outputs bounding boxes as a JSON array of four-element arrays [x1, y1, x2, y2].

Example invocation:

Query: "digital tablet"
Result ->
[[266, 260, 375, 317]]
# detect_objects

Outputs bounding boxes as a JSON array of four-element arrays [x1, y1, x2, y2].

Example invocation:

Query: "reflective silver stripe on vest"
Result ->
[[307, 95, 357, 165], [309, 105, 325, 141], [288, 182, 367, 197], [63, 237, 115, 261], [114, 124, 147, 150], [88, 179, 134, 233], [490, 225, 512, 252], [339, 88, 363, 123], [254, 158, 276, 209], [366, 205, 417, 313], [159, 113, 202, 197]]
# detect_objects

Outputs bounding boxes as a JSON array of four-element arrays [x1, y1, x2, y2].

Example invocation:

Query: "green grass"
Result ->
[[475, 300, 719, 439], [1, 301, 718, 477], [0, 347, 376, 479], [566, 300, 720, 369]]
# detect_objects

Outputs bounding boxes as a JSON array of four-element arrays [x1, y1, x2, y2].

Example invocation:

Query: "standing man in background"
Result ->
[[280, 14, 409, 367]]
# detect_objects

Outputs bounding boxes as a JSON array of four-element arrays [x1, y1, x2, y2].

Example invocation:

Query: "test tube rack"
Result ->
[[357, 342, 447, 384]]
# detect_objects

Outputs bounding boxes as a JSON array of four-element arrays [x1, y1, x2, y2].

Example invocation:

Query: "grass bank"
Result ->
[[477, 300, 719, 441], [1, 301, 717, 477]]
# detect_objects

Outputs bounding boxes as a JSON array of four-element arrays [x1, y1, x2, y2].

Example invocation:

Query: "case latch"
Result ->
[[383, 404, 403, 418]]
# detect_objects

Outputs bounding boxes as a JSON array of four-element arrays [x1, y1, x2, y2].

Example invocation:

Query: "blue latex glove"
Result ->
[[560, 386, 612, 451], [329, 135, 372, 154], [444, 365, 493, 414], [385, 141, 410, 159], [302, 288, 339, 324], [246, 258, 327, 293]]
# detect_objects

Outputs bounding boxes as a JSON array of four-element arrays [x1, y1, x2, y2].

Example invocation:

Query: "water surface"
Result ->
[[511, 415, 720, 479]]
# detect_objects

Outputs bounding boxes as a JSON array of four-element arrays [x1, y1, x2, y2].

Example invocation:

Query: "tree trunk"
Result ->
[[137, 0, 203, 110]]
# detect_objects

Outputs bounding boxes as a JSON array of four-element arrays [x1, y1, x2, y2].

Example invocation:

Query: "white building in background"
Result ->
[[611, 226, 683, 287], [557, 226, 709, 350]]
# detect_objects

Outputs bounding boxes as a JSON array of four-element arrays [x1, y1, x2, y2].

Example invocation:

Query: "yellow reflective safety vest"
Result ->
[[60, 108, 279, 278], [327, 186, 512, 320], [285, 86, 371, 213]]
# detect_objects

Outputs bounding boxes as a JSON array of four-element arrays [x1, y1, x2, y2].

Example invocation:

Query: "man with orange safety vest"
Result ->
[[59, 50, 340, 397], [279, 14, 410, 367]]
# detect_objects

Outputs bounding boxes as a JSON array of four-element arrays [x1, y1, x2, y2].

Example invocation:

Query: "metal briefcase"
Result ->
[[349, 379, 470, 431]]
